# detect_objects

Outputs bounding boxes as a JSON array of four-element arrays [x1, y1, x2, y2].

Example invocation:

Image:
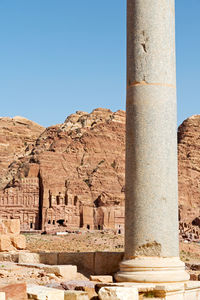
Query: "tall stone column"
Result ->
[[116, 0, 189, 282]]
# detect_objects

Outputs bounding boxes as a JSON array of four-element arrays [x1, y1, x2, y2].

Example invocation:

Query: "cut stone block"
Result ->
[[184, 281, 200, 300], [39, 252, 58, 265], [61, 281, 96, 299], [58, 252, 94, 274], [96, 281, 200, 299], [0, 252, 19, 262], [94, 252, 124, 275], [2, 220, 20, 234], [61, 280, 95, 291], [0, 293, 5, 300], [0, 235, 14, 252], [27, 284, 64, 300], [44, 265, 77, 280], [98, 287, 139, 300], [18, 263, 77, 280], [90, 275, 113, 283], [18, 252, 40, 264], [190, 273, 198, 281], [0, 283, 27, 300], [64, 290, 89, 300], [95, 282, 156, 294], [11, 235, 26, 250], [152, 281, 200, 300]]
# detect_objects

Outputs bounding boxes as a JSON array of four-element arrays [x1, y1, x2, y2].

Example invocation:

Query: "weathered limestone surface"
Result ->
[[43, 265, 77, 280], [98, 287, 138, 300], [27, 284, 64, 300], [19, 251, 124, 275], [125, 0, 178, 259], [95, 252, 124, 275], [0, 283, 27, 300], [0, 293, 5, 300], [1, 219, 20, 234], [96, 282, 200, 300], [0, 220, 26, 252], [58, 252, 94, 274], [61, 280, 96, 298], [64, 290, 89, 300], [116, 0, 189, 282], [11, 235, 26, 250], [90, 275, 113, 283], [18, 263, 77, 280], [18, 252, 40, 264]]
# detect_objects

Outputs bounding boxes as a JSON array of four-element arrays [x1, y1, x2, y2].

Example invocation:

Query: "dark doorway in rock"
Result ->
[[56, 196, 60, 205], [74, 196, 78, 206], [98, 225, 101, 230], [48, 220, 51, 224], [52, 220, 55, 225], [57, 219, 65, 226], [30, 222, 33, 229], [65, 194, 68, 205], [87, 224, 90, 230], [118, 229, 121, 234]]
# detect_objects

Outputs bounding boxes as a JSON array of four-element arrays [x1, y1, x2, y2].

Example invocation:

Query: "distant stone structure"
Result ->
[[0, 174, 124, 233], [0, 178, 40, 231]]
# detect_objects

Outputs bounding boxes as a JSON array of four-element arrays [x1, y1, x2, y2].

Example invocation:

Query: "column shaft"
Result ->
[[125, 0, 178, 258], [116, 0, 189, 282]]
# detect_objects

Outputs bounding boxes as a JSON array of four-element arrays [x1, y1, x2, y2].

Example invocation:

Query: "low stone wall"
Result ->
[[17, 251, 124, 275]]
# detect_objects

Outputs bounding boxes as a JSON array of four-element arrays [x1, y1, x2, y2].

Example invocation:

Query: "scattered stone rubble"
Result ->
[[0, 270, 200, 299], [0, 250, 198, 298], [179, 221, 200, 242]]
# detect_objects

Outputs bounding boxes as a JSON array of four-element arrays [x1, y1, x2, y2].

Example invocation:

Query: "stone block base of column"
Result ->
[[115, 257, 190, 283], [96, 281, 200, 300]]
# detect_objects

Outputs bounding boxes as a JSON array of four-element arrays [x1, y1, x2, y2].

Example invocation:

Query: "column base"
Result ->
[[97, 281, 200, 300], [115, 257, 190, 283]]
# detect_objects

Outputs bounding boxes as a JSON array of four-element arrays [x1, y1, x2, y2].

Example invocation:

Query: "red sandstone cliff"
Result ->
[[178, 115, 200, 235], [0, 116, 44, 189], [0, 110, 199, 237], [0, 109, 125, 231]]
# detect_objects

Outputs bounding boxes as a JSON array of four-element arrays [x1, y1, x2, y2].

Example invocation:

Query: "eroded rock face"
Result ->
[[0, 116, 44, 190], [0, 219, 26, 251], [0, 109, 125, 232], [0, 110, 199, 239], [178, 115, 200, 241]]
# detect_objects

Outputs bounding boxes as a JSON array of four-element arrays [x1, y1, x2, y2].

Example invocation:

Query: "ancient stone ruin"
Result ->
[[0, 219, 26, 251], [0, 109, 125, 233], [0, 109, 200, 240], [0, 174, 124, 233]]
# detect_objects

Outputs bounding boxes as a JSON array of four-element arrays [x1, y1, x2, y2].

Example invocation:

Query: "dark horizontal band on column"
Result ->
[[127, 81, 176, 89]]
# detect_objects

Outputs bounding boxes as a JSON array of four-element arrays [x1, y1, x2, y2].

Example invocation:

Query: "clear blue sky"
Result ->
[[0, 1, 199, 127]]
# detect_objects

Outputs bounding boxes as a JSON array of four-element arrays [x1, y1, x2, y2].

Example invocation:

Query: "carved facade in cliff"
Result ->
[[0, 176, 124, 233], [1, 110, 199, 239], [0, 178, 40, 230]]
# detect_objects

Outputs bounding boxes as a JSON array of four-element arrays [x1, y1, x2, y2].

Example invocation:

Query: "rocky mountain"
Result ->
[[0, 109, 199, 237], [178, 115, 200, 237], [15, 108, 125, 207], [0, 109, 125, 231], [0, 116, 44, 189]]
